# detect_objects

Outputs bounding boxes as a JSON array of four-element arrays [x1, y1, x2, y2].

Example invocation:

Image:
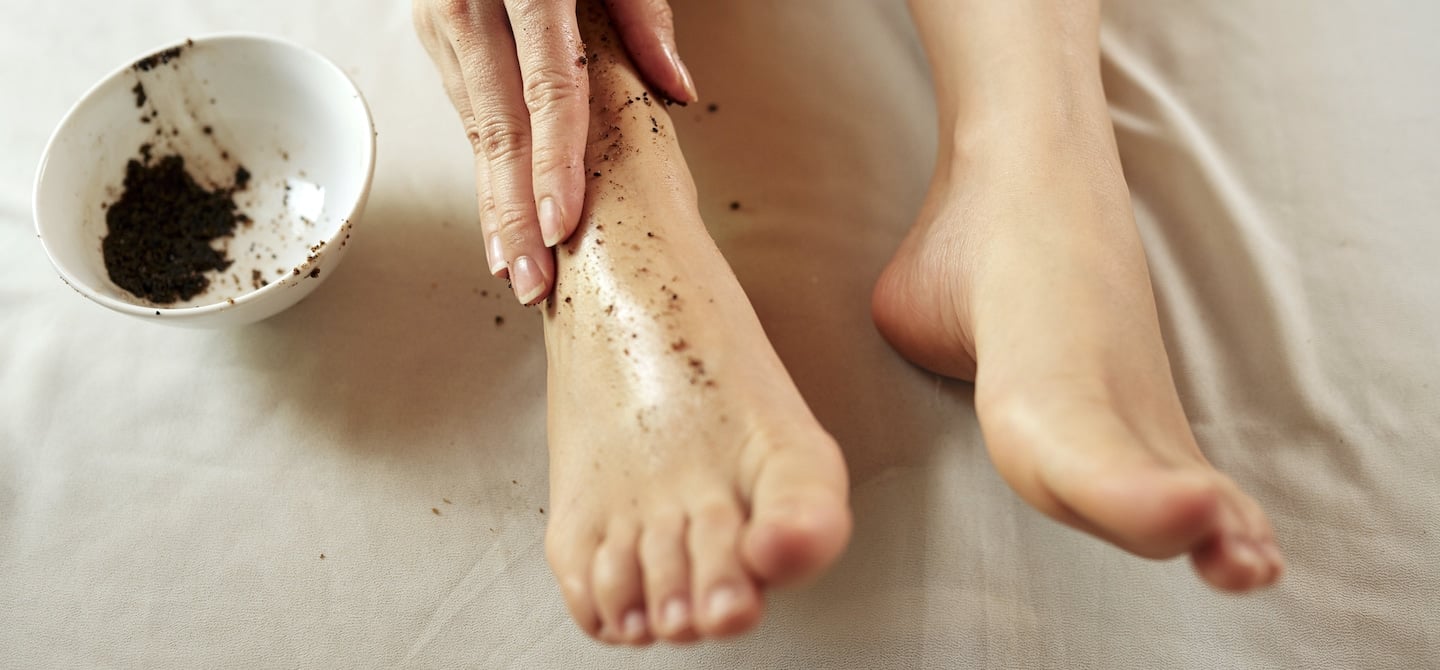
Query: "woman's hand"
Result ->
[[415, 0, 697, 304]]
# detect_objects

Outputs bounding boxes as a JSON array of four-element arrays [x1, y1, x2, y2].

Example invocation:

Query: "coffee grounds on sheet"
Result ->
[[102, 150, 250, 303]]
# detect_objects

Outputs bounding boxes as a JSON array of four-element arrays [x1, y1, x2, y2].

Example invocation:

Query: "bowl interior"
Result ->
[[35, 35, 373, 311]]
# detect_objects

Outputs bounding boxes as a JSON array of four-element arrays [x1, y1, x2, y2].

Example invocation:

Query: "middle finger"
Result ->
[[448, 2, 555, 304]]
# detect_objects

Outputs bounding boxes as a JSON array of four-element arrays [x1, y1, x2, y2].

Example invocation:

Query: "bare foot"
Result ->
[[873, 137, 1284, 591], [880, 0, 1283, 593], [540, 4, 851, 645]]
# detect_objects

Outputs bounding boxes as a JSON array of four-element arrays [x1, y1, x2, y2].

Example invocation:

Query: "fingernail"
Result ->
[[511, 255, 545, 305], [707, 585, 739, 621], [664, 43, 698, 103], [486, 235, 507, 276], [662, 597, 689, 632], [539, 197, 563, 247], [622, 609, 647, 640]]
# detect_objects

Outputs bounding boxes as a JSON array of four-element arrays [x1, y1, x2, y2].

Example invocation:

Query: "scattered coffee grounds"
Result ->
[[707, 103, 719, 113], [131, 83, 147, 108], [729, 201, 741, 211], [102, 150, 251, 303]]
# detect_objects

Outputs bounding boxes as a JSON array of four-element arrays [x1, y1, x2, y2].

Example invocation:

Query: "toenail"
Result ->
[[662, 597, 690, 632], [623, 609, 647, 640], [1231, 538, 1264, 572], [1260, 542, 1286, 571], [707, 585, 741, 621]]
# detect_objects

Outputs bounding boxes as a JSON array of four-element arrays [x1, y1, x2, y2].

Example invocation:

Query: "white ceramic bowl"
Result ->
[[34, 34, 375, 327]]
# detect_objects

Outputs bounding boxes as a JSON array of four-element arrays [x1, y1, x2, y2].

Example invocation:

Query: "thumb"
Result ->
[[603, 0, 698, 103]]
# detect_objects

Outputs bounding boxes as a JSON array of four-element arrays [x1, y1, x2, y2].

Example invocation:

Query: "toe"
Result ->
[[639, 509, 696, 642], [740, 433, 853, 587], [591, 522, 651, 645], [687, 500, 762, 638], [545, 522, 602, 639], [1192, 532, 1272, 592], [1190, 494, 1283, 592], [1076, 466, 1222, 559], [982, 395, 1224, 559]]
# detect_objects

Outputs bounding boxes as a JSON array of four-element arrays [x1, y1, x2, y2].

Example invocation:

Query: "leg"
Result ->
[[874, 0, 1283, 590], [542, 2, 851, 645]]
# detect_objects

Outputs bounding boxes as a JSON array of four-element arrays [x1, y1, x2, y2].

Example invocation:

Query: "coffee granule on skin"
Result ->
[[102, 151, 251, 303]]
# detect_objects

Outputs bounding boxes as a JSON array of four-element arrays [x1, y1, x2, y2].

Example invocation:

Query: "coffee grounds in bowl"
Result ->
[[102, 148, 250, 304]]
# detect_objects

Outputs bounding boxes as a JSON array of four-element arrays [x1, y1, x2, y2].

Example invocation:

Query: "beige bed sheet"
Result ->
[[2, 1, 1436, 667]]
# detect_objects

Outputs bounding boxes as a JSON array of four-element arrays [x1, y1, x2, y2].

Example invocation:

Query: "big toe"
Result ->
[[741, 432, 853, 587], [1191, 492, 1285, 591]]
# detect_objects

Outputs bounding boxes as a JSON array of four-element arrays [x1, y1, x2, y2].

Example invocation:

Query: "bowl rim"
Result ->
[[32, 31, 377, 320]]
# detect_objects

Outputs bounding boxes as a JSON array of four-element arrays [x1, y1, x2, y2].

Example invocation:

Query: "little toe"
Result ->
[[687, 501, 763, 638], [740, 434, 852, 587], [590, 522, 651, 645], [544, 524, 602, 638], [639, 511, 696, 642]]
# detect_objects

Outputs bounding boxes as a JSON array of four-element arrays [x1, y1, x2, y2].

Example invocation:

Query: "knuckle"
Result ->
[[476, 194, 497, 227], [437, 0, 475, 24], [523, 69, 581, 116], [530, 146, 579, 179], [491, 204, 533, 241], [466, 113, 529, 163]]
